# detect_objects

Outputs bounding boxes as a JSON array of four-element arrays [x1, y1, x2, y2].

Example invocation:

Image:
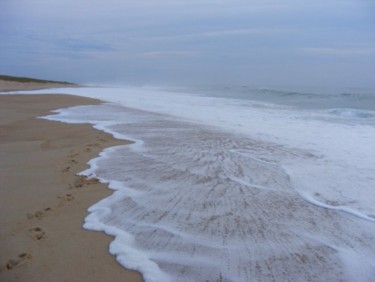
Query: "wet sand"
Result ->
[[0, 87, 143, 281]]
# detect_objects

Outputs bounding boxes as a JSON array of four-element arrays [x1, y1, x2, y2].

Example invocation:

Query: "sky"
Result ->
[[1, 0, 375, 88]]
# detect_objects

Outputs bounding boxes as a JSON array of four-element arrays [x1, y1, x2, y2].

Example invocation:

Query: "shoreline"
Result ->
[[0, 92, 143, 281]]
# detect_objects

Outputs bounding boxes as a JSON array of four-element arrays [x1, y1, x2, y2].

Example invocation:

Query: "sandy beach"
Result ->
[[0, 83, 143, 281]]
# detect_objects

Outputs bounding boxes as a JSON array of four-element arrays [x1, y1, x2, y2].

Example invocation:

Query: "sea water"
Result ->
[[12, 86, 375, 281]]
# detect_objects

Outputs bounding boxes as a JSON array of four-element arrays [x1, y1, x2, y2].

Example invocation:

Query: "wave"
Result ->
[[297, 191, 375, 222], [327, 108, 375, 119], [7, 86, 375, 280], [203, 86, 375, 111], [256, 87, 317, 98], [41, 96, 375, 281]]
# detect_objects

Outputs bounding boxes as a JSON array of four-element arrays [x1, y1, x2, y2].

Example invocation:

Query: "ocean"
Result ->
[[14, 86, 375, 281]]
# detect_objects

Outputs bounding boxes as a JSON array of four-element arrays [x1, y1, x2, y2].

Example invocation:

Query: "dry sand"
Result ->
[[0, 84, 143, 281]]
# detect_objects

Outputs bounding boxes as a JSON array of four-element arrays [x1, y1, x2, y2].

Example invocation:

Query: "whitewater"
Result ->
[[10, 86, 375, 281]]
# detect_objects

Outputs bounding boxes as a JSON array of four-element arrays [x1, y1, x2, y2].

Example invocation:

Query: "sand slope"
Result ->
[[0, 94, 143, 282]]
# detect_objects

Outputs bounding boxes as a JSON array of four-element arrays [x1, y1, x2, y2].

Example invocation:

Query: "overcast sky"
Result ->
[[1, 0, 374, 88]]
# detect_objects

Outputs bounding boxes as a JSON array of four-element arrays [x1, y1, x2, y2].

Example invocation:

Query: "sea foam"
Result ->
[[10, 86, 375, 281]]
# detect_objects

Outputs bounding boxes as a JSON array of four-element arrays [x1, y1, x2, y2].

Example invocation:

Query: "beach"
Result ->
[[0, 83, 143, 281], [1, 81, 375, 281], [26, 85, 375, 281]]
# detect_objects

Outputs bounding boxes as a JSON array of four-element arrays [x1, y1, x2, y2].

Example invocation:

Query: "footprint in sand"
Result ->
[[57, 193, 75, 206], [72, 176, 100, 189], [29, 227, 45, 240], [27, 207, 52, 220], [69, 159, 78, 164], [65, 193, 74, 201], [27, 210, 44, 220], [5, 253, 32, 270], [87, 143, 101, 147], [69, 152, 79, 157], [62, 166, 70, 172], [73, 176, 85, 188]]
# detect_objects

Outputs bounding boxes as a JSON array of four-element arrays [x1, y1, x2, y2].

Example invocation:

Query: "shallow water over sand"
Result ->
[[43, 94, 375, 281]]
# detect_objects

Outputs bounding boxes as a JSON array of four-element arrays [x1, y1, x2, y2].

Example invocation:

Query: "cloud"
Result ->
[[1, 0, 375, 87], [148, 28, 291, 42], [140, 51, 198, 58], [300, 47, 375, 56]]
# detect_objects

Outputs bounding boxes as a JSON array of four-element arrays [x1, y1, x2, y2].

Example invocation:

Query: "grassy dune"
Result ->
[[0, 74, 76, 85]]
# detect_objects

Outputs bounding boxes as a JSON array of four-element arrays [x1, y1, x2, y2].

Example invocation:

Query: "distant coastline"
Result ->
[[0, 74, 76, 85], [0, 74, 79, 92]]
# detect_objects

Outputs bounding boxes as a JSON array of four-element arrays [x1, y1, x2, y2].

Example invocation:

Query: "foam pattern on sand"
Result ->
[[42, 93, 375, 281], [39, 87, 375, 219]]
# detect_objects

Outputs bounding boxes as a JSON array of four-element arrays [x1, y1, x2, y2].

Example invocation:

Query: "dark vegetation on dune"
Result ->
[[0, 74, 76, 85]]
